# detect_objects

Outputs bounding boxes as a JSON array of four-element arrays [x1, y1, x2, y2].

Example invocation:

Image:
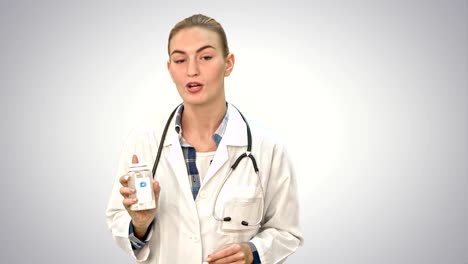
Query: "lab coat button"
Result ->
[[191, 235, 200, 243]]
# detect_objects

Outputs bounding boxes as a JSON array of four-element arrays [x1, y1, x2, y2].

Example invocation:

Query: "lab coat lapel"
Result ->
[[203, 105, 247, 185], [165, 127, 194, 203]]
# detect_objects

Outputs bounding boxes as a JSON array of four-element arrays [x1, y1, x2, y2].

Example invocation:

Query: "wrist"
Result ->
[[247, 242, 261, 264], [241, 242, 254, 264], [132, 221, 152, 239]]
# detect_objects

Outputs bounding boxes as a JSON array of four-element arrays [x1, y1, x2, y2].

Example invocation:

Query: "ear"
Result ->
[[224, 53, 235, 77], [167, 60, 174, 81]]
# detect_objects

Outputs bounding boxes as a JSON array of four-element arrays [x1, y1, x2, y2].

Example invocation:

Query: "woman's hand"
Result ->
[[119, 155, 160, 238], [205, 243, 253, 264]]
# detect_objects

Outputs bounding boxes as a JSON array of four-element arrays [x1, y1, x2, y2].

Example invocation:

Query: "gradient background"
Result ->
[[1, 0, 467, 263]]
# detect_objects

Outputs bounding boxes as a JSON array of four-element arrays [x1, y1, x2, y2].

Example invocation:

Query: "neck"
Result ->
[[181, 101, 227, 151]]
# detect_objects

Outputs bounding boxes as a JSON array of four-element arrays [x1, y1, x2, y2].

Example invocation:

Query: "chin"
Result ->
[[182, 96, 207, 106]]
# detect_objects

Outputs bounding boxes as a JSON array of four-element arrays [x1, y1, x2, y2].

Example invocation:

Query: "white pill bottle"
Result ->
[[127, 163, 156, 211]]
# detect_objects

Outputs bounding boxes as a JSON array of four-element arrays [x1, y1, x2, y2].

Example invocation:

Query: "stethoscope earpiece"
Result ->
[[223, 217, 250, 226]]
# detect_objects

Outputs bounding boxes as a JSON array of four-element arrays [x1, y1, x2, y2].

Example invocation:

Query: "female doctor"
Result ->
[[106, 14, 303, 264]]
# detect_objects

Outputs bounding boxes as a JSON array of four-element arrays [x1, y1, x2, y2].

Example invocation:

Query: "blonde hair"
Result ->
[[168, 14, 229, 57]]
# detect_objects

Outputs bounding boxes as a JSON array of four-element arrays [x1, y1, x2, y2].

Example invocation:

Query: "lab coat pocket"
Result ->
[[221, 197, 262, 232]]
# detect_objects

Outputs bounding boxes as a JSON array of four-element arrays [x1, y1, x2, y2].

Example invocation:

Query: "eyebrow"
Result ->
[[170, 45, 216, 56]]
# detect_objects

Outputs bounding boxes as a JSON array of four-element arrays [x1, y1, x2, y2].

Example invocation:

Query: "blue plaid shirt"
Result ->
[[129, 104, 260, 263], [174, 104, 229, 200]]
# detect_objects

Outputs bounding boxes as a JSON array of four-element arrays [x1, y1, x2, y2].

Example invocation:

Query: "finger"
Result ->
[[122, 197, 137, 209], [120, 154, 139, 185], [153, 181, 161, 201], [132, 154, 139, 164], [206, 244, 241, 262], [119, 175, 130, 187], [210, 251, 245, 264], [119, 186, 135, 198]]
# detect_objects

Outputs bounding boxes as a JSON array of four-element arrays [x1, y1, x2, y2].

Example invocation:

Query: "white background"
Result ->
[[1, 0, 467, 263]]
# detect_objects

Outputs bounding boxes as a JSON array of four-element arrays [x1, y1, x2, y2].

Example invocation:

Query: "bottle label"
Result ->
[[135, 178, 153, 203]]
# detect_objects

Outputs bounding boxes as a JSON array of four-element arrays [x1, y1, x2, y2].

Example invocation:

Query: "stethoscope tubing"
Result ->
[[212, 167, 265, 226], [151, 103, 265, 226]]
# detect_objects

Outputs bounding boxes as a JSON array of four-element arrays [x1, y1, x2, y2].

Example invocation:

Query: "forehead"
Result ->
[[169, 27, 222, 54]]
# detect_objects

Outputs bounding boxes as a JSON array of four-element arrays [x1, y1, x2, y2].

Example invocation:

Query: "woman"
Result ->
[[106, 14, 303, 264]]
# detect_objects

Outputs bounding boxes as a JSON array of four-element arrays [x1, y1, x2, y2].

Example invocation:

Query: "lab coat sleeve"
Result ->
[[105, 128, 154, 262], [250, 143, 304, 263]]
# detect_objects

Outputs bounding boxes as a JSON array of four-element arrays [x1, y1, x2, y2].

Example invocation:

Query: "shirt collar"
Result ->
[[174, 104, 230, 147]]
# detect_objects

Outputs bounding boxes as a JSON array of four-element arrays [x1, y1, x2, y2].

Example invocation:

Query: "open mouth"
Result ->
[[187, 83, 201, 88], [186, 82, 203, 92]]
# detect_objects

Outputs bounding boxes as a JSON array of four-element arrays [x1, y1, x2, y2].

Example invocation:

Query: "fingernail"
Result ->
[[124, 176, 129, 181], [130, 188, 135, 193]]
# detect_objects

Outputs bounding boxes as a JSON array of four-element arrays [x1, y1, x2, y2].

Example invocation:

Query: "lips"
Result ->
[[186, 82, 203, 93]]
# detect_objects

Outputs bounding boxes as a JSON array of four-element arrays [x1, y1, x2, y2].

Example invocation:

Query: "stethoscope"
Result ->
[[151, 104, 265, 227]]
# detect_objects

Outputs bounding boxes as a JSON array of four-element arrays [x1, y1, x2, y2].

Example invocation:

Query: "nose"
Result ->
[[186, 59, 199, 77]]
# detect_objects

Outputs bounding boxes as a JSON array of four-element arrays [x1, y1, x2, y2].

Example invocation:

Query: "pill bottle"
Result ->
[[128, 163, 156, 211]]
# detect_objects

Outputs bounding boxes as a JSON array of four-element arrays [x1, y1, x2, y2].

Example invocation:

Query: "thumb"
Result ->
[[132, 154, 139, 164], [153, 181, 161, 201]]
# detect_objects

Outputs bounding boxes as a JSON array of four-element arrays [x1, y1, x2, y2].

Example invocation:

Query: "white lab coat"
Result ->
[[106, 104, 303, 263]]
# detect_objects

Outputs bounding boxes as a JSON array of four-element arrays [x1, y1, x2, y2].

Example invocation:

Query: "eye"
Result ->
[[173, 59, 185, 64], [200, 55, 212, 61]]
